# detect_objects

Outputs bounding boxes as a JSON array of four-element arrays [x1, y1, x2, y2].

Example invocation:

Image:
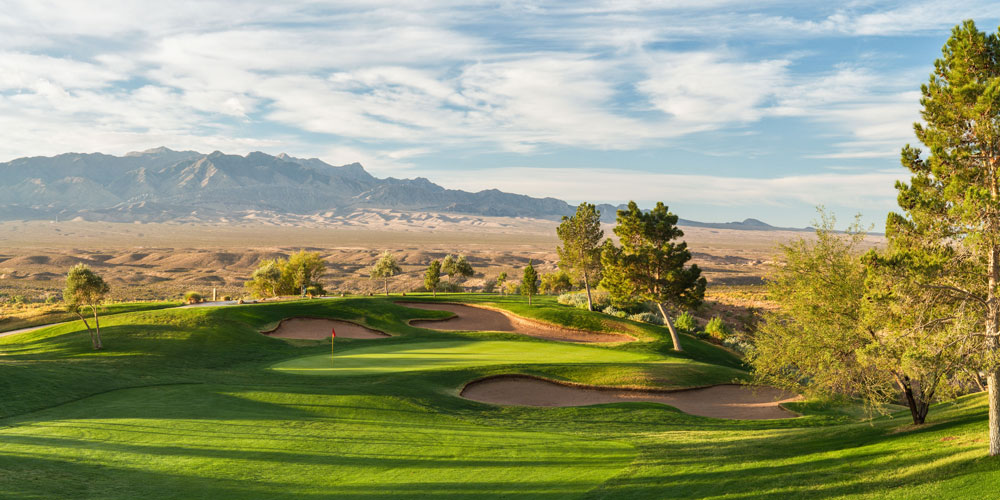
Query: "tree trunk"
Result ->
[[432, 287, 436, 297], [655, 303, 683, 352], [384, 278, 389, 296], [900, 377, 926, 425], [92, 305, 102, 350], [583, 270, 594, 311], [989, 245, 1000, 456], [990, 364, 1000, 455], [76, 311, 97, 350]]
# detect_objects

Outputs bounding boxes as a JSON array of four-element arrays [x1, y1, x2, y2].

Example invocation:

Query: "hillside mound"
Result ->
[[403, 302, 634, 343], [461, 376, 799, 420]]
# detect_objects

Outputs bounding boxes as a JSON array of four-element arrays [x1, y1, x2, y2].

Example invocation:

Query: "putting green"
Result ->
[[270, 340, 653, 375]]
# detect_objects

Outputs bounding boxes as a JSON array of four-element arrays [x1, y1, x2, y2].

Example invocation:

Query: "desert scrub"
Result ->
[[556, 290, 610, 310], [183, 291, 204, 304], [627, 311, 663, 325], [673, 311, 696, 332], [602, 305, 627, 318]]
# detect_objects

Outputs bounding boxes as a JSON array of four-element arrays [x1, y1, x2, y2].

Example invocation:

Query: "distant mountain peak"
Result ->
[[126, 146, 178, 156], [0, 148, 797, 230]]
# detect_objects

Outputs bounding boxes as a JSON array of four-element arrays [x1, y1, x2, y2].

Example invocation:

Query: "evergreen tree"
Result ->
[[601, 201, 705, 351], [425, 260, 442, 297], [521, 261, 539, 305], [888, 20, 1000, 453]]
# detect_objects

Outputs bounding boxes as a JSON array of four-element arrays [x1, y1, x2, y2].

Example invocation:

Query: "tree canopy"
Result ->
[[749, 212, 975, 425], [245, 251, 326, 298]]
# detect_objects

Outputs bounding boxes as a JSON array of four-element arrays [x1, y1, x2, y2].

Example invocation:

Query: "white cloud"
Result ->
[[426, 166, 906, 210], [638, 52, 790, 124]]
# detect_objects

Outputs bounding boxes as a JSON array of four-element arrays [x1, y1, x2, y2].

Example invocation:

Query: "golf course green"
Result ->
[[272, 339, 654, 375], [0, 295, 997, 499]]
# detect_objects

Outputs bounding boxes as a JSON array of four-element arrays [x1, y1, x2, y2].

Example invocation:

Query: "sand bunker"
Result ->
[[262, 318, 389, 340], [461, 376, 800, 420], [403, 302, 634, 343]]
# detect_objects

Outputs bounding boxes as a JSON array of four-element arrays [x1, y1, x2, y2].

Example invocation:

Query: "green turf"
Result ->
[[272, 339, 654, 375], [0, 295, 997, 499]]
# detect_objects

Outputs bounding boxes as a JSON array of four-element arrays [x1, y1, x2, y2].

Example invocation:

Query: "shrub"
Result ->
[[183, 291, 203, 304], [482, 279, 497, 293], [602, 305, 627, 318], [705, 316, 732, 339], [723, 336, 753, 355], [305, 284, 326, 298], [673, 311, 696, 333], [628, 312, 663, 325], [557, 291, 611, 311], [539, 270, 573, 295], [11, 295, 26, 305]]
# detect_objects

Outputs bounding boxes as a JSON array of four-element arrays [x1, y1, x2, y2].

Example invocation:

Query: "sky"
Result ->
[[1, 1, 998, 228]]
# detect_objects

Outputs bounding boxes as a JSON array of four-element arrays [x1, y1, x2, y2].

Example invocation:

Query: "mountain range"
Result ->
[[0, 147, 803, 230]]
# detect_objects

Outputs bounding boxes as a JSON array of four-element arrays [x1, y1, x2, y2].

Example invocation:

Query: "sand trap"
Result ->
[[262, 318, 389, 340], [461, 376, 800, 420], [403, 302, 634, 343]]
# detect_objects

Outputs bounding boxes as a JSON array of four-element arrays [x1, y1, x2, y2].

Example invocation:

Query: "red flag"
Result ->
[[331, 327, 336, 338]]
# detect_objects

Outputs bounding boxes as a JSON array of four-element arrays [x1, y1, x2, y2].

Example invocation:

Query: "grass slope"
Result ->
[[0, 295, 996, 499]]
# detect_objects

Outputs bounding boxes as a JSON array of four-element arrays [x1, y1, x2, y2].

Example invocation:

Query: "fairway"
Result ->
[[271, 339, 653, 375], [2, 297, 999, 499]]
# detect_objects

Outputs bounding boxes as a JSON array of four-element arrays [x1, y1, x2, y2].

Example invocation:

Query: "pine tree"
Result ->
[[889, 20, 1000, 454], [521, 261, 539, 305], [425, 260, 441, 297], [601, 201, 705, 351], [557, 202, 604, 311]]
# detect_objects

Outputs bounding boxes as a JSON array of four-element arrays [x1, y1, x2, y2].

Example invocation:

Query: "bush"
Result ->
[[705, 316, 732, 339], [305, 284, 326, 298], [557, 291, 611, 311], [602, 305, 627, 318], [183, 291, 204, 304], [539, 271, 573, 295], [11, 295, 27, 305], [628, 312, 663, 325], [723, 336, 753, 355], [482, 279, 497, 293], [673, 311, 696, 332]]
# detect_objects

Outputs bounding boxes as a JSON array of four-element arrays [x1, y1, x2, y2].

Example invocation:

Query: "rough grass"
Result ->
[[0, 300, 182, 333], [0, 295, 997, 499]]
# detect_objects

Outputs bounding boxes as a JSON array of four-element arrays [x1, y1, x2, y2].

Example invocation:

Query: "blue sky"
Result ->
[[1, 1, 998, 228]]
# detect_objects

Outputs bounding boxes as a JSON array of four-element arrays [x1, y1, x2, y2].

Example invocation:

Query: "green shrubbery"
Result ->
[[556, 290, 610, 310], [705, 316, 732, 339], [183, 291, 204, 304], [602, 305, 627, 318], [673, 311, 696, 332], [627, 311, 663, 325]]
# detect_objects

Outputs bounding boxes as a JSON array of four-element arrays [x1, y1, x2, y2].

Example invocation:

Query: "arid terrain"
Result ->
[[0, 213, 884, 329]]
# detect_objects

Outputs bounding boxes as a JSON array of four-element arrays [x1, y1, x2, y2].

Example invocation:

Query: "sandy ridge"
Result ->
[[399, 302, 636, 343], [460, 375, 801, 420]]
